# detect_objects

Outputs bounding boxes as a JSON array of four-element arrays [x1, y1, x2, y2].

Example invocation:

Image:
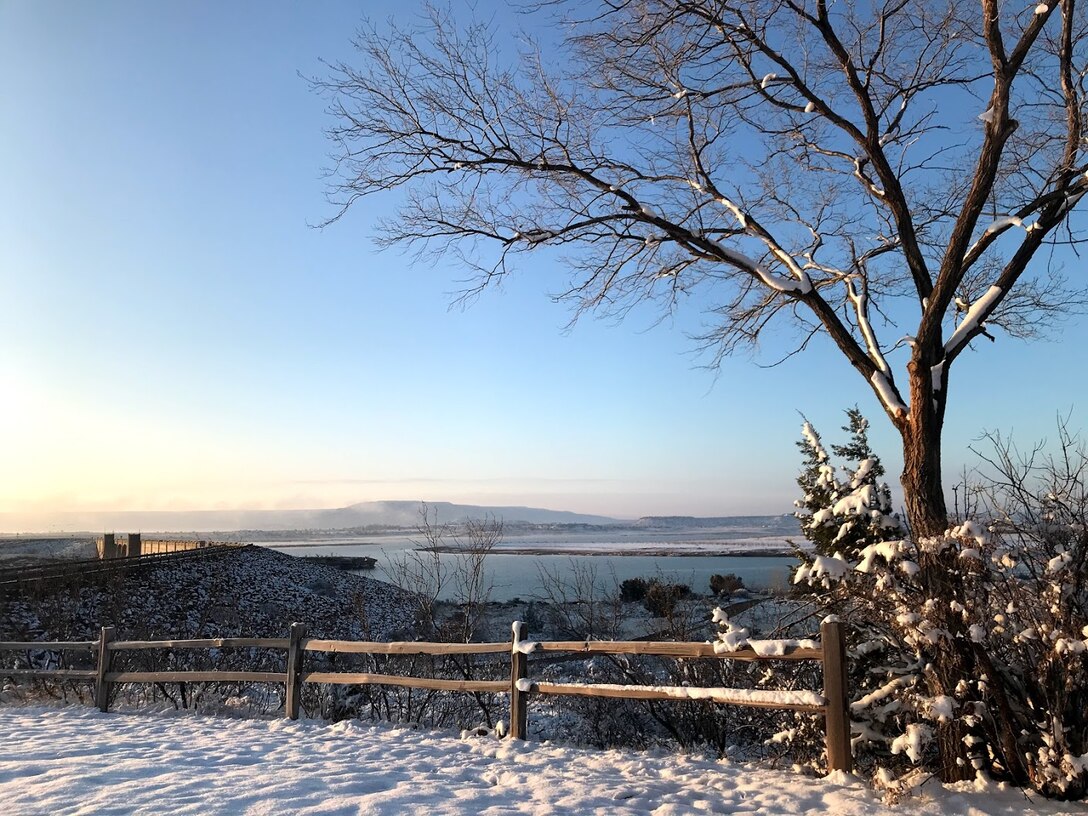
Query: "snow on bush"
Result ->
[[790, 413, 1088, 800]]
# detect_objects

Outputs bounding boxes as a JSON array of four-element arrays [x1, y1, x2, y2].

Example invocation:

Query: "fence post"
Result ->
[[94, 626, 116, 713], [509, 620, 529, 740], [285, 622, 306, 720], [821, 619, 851, 773]]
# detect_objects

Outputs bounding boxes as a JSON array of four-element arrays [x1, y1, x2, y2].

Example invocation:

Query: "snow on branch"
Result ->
[[930, 360, 945, 394], [851, 675, 913, 713], [945, 285, 1003, 354], [704, 238, 812, 294], [846, 278, 891, 378], [793, 553, 852, 587], [962, 216, 1035, 262], [869, 371, 907, 418], [711, 196, 813, 294], [852, 157, 886, 198], [801, 421, 829, 461], [890, 723, 933, 764]]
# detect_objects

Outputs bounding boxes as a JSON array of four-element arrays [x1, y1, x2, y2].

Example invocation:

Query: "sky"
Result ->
[[1, 1, 1087, 524]]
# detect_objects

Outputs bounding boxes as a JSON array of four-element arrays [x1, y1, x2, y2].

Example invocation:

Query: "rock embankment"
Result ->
[[1, 545, 417, 643]]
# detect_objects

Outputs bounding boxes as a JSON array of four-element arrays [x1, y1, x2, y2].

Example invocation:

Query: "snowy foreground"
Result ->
[[2, 707, 1085, 816]]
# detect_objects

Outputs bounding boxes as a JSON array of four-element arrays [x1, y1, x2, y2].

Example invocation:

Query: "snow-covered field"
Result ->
[[1, 706, 1083, 816]]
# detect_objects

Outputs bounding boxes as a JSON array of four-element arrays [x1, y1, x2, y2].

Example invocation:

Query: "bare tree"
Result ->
[[315, 0, 1088, 781], [380, 504, 503, 728], [385, 503, 501, 643]]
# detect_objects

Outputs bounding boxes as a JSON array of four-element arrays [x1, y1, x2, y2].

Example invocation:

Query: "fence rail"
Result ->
[[0, 641, 97, 651], [518, 681, 826, 712], [302, 639, 510, 655], [532, 640, 824, 659], [0, 620, 852, 772], [112, 638, 290, 650]]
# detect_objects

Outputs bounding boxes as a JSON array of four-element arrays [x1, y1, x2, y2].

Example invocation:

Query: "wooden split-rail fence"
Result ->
[[0, 620, 852, 772]]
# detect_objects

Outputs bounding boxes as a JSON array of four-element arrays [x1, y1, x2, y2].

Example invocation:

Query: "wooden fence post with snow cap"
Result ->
[[94, 626, 116, 713], [821, 618, 851, 773], [509, 621, 530, 740], [285, 622, 306, 720]]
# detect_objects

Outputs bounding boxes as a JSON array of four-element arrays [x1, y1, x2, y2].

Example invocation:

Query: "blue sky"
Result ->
[[1, 1, 1085, 521]]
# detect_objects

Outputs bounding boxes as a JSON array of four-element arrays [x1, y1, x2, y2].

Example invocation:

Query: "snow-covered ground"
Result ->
[[1, 706, 1083, 816]]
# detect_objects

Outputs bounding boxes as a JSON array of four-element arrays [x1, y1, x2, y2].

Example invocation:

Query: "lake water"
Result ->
[[263, 523, 801, 601], [450, 552, 796, 601]]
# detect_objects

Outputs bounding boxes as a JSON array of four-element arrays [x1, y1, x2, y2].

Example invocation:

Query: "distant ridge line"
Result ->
[[0, 503, 798, 536], [1, 500, 622, 535]]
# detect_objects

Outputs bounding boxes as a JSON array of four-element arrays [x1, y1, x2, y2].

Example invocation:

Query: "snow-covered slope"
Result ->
[[0, 706, 1081, 816]]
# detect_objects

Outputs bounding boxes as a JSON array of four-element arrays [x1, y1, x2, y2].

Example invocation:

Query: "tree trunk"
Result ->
[[898, 363, 1030, 785], [900, 364, 948, 539], [900, 366, 979, 782]]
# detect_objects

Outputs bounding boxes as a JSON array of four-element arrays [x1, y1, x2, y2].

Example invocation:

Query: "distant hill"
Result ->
[[299, 501, 621, 528], [0, 501, 621, 535]]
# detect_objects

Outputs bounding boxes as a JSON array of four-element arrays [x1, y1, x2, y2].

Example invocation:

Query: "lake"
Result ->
[[262, 522, 802, 601]]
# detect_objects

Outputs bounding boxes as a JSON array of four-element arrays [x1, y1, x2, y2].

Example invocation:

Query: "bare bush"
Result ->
[[323, 503, 506, 730]]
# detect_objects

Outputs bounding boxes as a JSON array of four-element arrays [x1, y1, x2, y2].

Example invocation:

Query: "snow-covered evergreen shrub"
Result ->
[[794, 408, 904, 564], [792, 415, 1088, 799]]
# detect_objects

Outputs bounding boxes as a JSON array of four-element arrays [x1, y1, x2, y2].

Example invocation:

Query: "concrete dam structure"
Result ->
[[95, 534, 235, 559]]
